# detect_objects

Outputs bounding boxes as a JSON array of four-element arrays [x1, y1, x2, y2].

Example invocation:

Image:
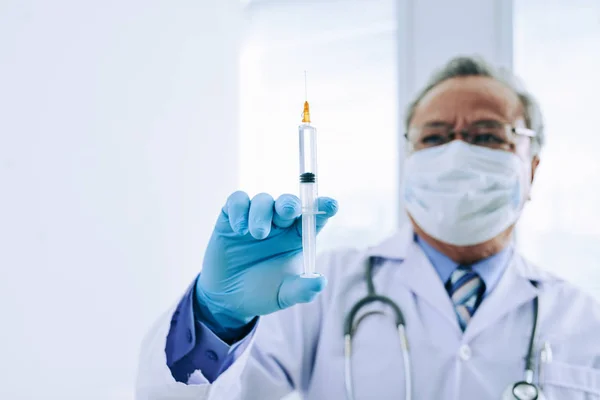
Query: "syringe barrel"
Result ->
[[299, 123, 318, 179], [300, 179, 318, 213], [298, 122, 319, 277]]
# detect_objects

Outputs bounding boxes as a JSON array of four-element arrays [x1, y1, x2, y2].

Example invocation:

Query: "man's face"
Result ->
[[405, 76, 541, 258], [409, 76, 539, 169]]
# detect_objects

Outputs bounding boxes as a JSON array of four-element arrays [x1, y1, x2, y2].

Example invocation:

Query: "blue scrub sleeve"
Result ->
[[165, 276, 258, 383]]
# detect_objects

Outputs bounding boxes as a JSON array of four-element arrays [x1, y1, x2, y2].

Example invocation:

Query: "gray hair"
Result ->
[[404, 56, 545, 156]]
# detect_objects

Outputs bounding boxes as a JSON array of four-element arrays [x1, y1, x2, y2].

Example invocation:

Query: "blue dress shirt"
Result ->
[[415, 234, 513, 296]]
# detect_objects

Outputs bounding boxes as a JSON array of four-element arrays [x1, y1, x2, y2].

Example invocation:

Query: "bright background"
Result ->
[[514, 0, 600, 299], [1, 0, 598, 399]]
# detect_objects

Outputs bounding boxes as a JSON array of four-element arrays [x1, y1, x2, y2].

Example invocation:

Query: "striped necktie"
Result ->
[[446, 266, 485, 331]]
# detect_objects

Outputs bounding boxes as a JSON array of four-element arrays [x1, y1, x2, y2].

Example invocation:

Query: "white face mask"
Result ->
[[402, 141, 531, 246]]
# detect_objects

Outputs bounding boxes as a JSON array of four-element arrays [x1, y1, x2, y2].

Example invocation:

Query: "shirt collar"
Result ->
[[366, 226, 553, 287], [414, 233, 513, 295]]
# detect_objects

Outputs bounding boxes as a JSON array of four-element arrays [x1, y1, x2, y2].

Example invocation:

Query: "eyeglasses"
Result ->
[[405, 120, 536, 152]]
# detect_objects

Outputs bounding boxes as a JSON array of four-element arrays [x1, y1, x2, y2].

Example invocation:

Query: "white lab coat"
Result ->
[[136, 227, 600, 399]]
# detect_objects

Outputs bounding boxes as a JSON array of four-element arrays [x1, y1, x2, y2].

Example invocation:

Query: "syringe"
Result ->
[[298, 74, 321, 278]]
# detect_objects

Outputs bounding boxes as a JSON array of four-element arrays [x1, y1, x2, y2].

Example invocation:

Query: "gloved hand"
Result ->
[[196, 191, 339, 336]]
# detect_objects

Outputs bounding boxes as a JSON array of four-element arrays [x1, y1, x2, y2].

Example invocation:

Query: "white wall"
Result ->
[[0, 1, 240, 399]]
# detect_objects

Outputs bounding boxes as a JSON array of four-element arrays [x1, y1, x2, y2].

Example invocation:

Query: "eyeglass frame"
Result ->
[[404, 120, 537, 152]]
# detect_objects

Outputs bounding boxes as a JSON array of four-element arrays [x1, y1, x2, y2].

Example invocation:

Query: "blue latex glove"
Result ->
[[196, 191, 338, 337]]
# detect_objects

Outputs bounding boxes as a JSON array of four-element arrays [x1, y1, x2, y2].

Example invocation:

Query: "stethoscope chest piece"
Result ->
[[502, 381, 546, 400], [512, 381, 538, 400]]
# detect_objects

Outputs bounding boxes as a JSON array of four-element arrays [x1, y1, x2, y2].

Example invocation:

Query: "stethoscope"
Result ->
[[343, 256, 547, 400]]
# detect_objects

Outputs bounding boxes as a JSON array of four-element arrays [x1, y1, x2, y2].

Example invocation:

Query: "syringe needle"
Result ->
[[304, 71, 308, 101]]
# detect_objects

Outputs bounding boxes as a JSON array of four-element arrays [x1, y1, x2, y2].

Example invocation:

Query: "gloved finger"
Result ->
[[315, 197, 339, 231], [295, 197, 339, 236], [222, 191, 250, 235], [277, 274, 327, 309], [273, 194, 301, 228], [248, 193, 275, 240]]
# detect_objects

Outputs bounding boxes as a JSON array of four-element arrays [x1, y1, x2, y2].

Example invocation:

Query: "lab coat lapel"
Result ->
[[463, 255, 539, 342], [401, 241, 461, 330], [367, 227, 459, 331]]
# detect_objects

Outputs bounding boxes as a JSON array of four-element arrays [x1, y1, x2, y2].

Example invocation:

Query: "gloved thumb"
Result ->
[[277, 274, 328, 309]]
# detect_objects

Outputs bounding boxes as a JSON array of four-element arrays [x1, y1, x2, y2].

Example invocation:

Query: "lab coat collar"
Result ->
[[366, 226, 546, 338]]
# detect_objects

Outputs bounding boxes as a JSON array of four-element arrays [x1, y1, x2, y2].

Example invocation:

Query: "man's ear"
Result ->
[[531, 155, 540, 183]]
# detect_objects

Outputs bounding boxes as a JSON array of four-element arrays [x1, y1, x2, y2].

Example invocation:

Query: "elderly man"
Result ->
[[136, 56, 600, 399]]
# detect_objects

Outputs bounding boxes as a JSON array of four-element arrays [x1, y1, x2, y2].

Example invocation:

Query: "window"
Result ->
[[240, 0, 398, 251], [514, 1, 600, 299]]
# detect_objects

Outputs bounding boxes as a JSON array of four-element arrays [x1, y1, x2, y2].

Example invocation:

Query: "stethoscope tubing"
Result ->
[[343, 256, 539, 400], [344, 324, 412, 400]]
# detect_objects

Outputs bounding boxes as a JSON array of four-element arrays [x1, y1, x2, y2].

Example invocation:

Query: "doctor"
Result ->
[[136, 56, 600, 400]]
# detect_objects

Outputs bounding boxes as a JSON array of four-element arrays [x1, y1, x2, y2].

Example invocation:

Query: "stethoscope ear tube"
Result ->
[[343, 295, 405, 336], [344, 334, 354, 400], [343, 257, 411, 400], [344, 321, 412, 400]]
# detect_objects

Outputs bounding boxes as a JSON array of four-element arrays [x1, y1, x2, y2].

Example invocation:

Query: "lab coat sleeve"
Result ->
[[136, 252, 335, 400]]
